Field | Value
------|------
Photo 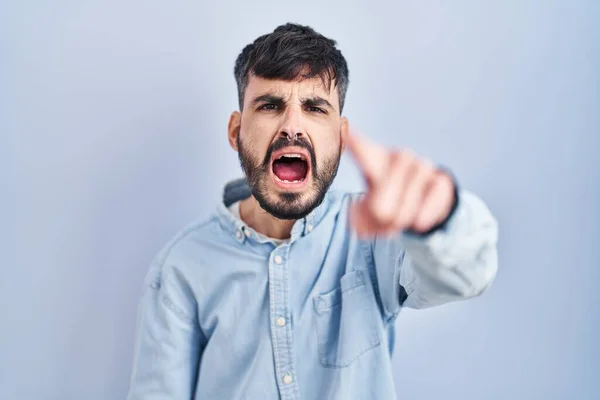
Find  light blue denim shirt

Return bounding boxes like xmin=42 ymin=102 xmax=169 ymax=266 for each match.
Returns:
xmin=127 ymin=179 xmax=498 ymax=400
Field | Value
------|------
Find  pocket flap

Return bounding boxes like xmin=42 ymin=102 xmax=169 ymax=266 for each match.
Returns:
xmin=340 ymin=269 xmax=365 ymax=292
xmin=313 ymin=270 xmax=366 ymax=312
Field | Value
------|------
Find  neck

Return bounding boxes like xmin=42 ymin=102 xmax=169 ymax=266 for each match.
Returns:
xmin=239 ymin=196 xmax=296 ymax=240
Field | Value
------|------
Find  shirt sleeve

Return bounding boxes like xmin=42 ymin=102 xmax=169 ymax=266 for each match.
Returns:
xmin=127 ymin=261 xmax=205 ymax=400
xmin=370 ymin=189 xmax=499 ymax=319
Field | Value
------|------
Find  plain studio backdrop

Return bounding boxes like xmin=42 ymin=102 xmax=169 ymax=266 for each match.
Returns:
xmin=2 ymin=1 xmax=599 ymax=399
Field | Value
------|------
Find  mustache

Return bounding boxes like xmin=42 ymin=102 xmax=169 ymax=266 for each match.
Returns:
xmin=262 ymin=136 xmax=317 ymax=170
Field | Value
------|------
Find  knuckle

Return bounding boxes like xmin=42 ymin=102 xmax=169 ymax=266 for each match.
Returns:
xmin=392 ymin=149 xmax=416 ymax=167
xmin=398 ymin=148 xmax=417 ymax=161
xmin=419 ymin=160 xmax=437 ymax=178
xmin=432 ymin=174 xmax=453 ymax=193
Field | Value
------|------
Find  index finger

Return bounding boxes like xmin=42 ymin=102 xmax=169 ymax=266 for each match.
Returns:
xmin=346 ymin=131 xmax=389 ymax=182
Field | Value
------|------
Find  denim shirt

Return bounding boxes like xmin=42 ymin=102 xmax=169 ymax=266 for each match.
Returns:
xmin=127 ymin=179 xmax=498 ymax=400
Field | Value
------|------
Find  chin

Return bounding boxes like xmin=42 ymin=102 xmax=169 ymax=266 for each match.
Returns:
xmin=257 ymin=182 xmax=321 ymax=221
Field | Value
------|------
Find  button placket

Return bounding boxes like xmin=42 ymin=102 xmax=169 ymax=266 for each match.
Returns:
xmin=268 ymin=248 xmax=299 ymax=399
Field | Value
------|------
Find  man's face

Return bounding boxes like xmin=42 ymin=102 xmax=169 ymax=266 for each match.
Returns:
xmin=230 ymin=75 xmax=347 ymax=220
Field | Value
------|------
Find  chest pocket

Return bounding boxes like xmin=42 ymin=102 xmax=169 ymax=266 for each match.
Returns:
xmin=313 ymin=269 xmax=381 ymax=368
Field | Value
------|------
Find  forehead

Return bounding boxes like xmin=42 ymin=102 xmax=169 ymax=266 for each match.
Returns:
xmin=244 ymin=75 xmax=339 ymax=104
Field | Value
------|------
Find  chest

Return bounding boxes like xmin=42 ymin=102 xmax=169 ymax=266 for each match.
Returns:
xmin=196 ymin=223 xmax=375 ymax=333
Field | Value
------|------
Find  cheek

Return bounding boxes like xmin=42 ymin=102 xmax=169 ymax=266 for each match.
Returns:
xmin=312 ymin=126 xmax=342 ymax=160
xmin=240 ymin=118 xmax=276 ymax=151
xmin=243 ymin=113 xmax=272 ymax=131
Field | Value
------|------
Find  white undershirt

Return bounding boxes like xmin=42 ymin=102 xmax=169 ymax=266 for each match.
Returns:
xmin=228 ymin=201 xmax=288 ymax=245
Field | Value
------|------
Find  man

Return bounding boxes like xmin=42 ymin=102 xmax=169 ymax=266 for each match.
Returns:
xmin=127 ymin=23 xmax=498 ymax=400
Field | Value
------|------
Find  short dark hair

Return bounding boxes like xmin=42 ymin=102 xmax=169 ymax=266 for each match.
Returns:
xmin=234 ymin=23 xmax=350 ymax=113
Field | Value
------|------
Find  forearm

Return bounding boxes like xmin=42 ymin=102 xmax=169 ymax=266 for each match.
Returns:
xmin=399 ymin=189 xmax=499 ymax=308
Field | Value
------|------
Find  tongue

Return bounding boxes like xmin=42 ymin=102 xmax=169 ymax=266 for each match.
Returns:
xmin=273 ymin=159 xmax=307 ymax=182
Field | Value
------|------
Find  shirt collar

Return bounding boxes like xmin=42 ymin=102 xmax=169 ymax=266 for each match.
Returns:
xmin=216 ymin=177 xmax=331 ymax=244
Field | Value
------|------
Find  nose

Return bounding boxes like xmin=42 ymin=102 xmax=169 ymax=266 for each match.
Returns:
xmin=278 ymin=106 xmax=306 ymax=142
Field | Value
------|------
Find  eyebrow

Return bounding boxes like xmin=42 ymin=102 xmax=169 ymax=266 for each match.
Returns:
xmin=250 ymin=93 xmax=334 ymax=111
xmin=250 ymin=94 xmax=286 ymax=106
xmin=303 ymin=96 xmax=334 ymax=111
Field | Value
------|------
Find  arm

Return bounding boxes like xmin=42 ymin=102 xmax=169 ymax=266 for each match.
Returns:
xmin=346 ymin=132 xmax=498 ymax=318
xmin=371 ymin=189 xmax=498 ymax=317
xmin=127 ymin=261 xmax=204 ymax=400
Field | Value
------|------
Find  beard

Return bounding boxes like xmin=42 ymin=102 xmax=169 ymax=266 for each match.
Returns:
xmin=237 ymin=134 xmax=341 ymax=220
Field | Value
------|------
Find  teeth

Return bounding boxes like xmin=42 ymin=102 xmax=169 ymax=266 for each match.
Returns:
xmin=278 ymin=153 xmax=303 ymax=159
xmin=274 ymin=175 xmax=305 ymax=184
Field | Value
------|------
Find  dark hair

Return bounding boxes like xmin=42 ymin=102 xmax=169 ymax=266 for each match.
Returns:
xmin=234 ymin=23 xmax=350 ymax=113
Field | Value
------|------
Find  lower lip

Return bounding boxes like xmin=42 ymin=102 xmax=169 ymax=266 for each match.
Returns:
xmin=270 ymin=166 xmax=311 ymax=191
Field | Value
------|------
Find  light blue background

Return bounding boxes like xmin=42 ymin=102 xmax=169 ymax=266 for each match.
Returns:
xmin=2 ymin=1 xmax=599 ymax=399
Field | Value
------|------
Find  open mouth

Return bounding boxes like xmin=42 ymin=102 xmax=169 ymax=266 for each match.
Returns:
xmin=272 ymin=152 xmax=310 ymax=184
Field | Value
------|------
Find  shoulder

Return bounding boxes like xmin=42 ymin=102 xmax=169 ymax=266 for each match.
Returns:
xmin=144 ymin=212 xmax=224 ymax=287
xmin=326 ymin=188 xmax=366 ymax=213
xmin=325 ymin=187 xmax=364 ymax=203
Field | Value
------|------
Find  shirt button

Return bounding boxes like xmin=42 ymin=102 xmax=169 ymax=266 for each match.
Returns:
xmin=236 ymin=231 xmax=243 ymax=240
xmin=274 ymin=255 xmax=283 ymax=264
xmin=244 ymin=229 xmax=251 ymax=238
xmin=306 ymin=224 xmax=313 ymax=233
xmin=282 ymin=374 xmax=293 ymax=385
xmin=276 ymin=317 xmax=286 ymax=327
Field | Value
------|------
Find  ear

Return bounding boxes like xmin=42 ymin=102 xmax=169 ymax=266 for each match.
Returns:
xmin=340 ymin=117 xmax=349 ymax=153
xmin=228 ymin=111 xmax=242 ymax=151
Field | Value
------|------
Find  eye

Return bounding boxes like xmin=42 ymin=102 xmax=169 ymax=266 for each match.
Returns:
xmin=258 ymin=103 xmax=279 ymax=111
xmin=308 ymin=106 xmax=326 ymax=114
